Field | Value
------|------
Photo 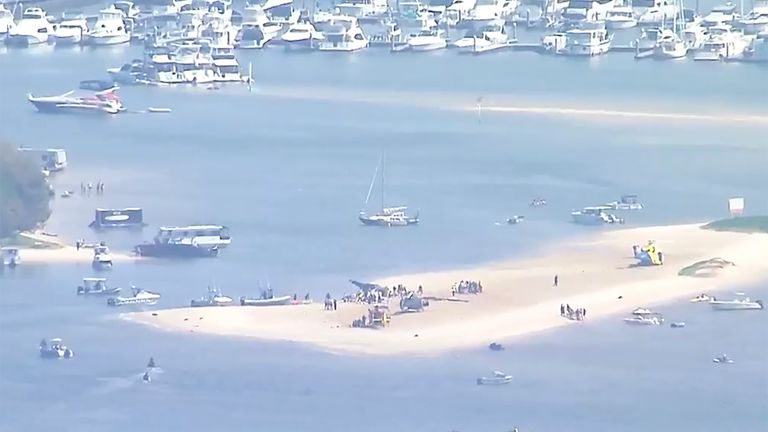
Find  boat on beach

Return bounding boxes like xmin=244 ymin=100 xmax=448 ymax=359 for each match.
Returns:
xmin=77 ymin=277 xmax=121 ymax=295
xmin=476 ymin=370 xmax=513 ymax=385
xmin=107 ymin=286 xmax=161 ymax=306
xmin=39 ymin=338 xmax=74 ymax=359
xmin=240 ymin=294 xmax=292 ymax=306
xmin=190 ymin=287 xmax=233 ymax=307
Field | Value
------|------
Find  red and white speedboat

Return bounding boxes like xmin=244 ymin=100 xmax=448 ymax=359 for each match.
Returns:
xmin=28 ymin=82 xmax=124 ymax=114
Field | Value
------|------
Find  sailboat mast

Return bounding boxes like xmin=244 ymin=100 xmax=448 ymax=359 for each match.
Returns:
xmin=380 ymin=153 xmax=385 ymax=212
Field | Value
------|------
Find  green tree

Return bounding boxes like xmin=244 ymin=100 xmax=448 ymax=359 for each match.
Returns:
xmin=0 ymin=141 xmax=52 ymax=237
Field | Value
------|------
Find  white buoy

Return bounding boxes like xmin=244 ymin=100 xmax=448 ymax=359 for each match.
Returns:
xmin=147 ymin=107 xmax=171 ymax=113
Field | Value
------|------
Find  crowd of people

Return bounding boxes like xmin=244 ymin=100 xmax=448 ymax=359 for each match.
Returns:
xmin=80 ymin=180 xmax=106 ymax=195
xmin=451 ymin=280 xmax=483 ymax=296
xmin=560 ymin=304 xmax=587 ymax=321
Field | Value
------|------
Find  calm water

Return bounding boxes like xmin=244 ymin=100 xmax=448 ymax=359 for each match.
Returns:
xmin=1 ymin=28 xmax=767 ymax=432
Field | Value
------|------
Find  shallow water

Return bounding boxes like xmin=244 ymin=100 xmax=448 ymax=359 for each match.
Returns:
xmin=1 ymin=30 xmax=767 ymax=432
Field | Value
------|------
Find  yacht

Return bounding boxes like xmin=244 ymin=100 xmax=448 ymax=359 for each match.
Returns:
xmin=281 ymin=21 xmax=324 ymax=50
xmin=39 ymin=338 xmax=74 ymax=359
xmin=107 ymin=59 xmax=147 ymax=84
xmin=92 ymin=244 xmax=114 ymax=270
xmin=54 ymin=12 xmax=89 ymax=45
xmin=681 ymin=25 xmax=708 ymax=49
xmin=210 ymin=45 xmax=243 ymax=82
xmin=453 ymin=19 xmax=509 ymax=53
xmin=6 ymin=7 xmax=53 ymax=46
xmin=690 ymin=293 xmax=712 ymax=303
xmin=200 ymin=14 xmax=239 ymax=46
xmin=742 ymin=31 xmax=768 ymax=61
xmin=85 ymin=5 xmax=130 ymax=45
xmin=709 ymin=297 xmax=763 ymax=310
xmin=693 ymin=26 xmax=749 ymax=60
xmin=635 ymin=27 xmax=669 ymax=52
xmin=653 ymin=30 xmax=688 ymax=58
xmin=336 ymin=0 xmax=389 ymax=18
xmin=77 ymin=277 xmax=121 ymax=295
xmin=542 ymin=32 xmax=568 ymax=52
xmin=0 ymin=4 xmax=15 ymax=36
xmin=702 ymin=2 xmax=739 ymax=28
xmin=562 ymin=0 xmax=616 ymax=24
xmin=635 ymin=0 xmax=677 ymax=26
xmin=464 ymin=0 xmax=518 ymax=26
xmin=605 ymin=6 xmax=638 ymax=29
xmin=190 ymin=287 xmax=233 ymax=307
xmin=134 ymin=225 xmax=231 ymax=258
xmin=317 ymin=16 xmax=369 ymax=52
xmin=155 ymin=43 xmax=217 ymax=84
xmin=107 ymin=287 xmax=161 ymax=306
xmin=238 ymin=5 xmax=282 ymax=49
xmin=604 ymin=194 xmax=643 ymax=210
xmin=407 ymin=27 xmax=448 ymax=51
xmin=558 ymin=27 xmax=612 ymax=56
xmin=739 ymin=1 xmax=768 ymax=34
xmin=359 ymin=154 xmax=419 ymax=227
xmin=443 ymin=0 xmax=477 ymax=26
xmin=571 ymin=206 xmax=624 ymax=224
xmin=28 ymin=84 xmax=123 ymax=114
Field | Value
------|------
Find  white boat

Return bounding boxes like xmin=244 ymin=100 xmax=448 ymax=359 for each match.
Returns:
xmin=476 ymin=370 xmax=513 ymax=385
xmin=562 ymin=0 xmax=616 ymax=23
xmin=210 ymin=45 xmax=243 ymax=82
xmin=77 ymin=277 xmax=122 ymax=295
xmin=134 ymin=224 xmax=231 ymax=257
xmin=336 ymin=0 xmax=389 ymax=18
xmin=604 ymin=194 xmax=643 ymax=210
xmin=238 ymin=4 xmax=281 ymax=49
xmin=606 ymin=6 xmax=638 ymax=29
xmin=93 ymin=244 xmax=114 ymax=269
xmin=151 ymin=43 xmax=217 ymax=84
xmin=632 ymin=307 xmax=654 ymax=315
xmin=464 ymin=0 xmax=518 ymax=26
xmin=359 ymin=154 xmax=419 ymax=227
xmin=681 ymin=25 xmax=708 ymax=49
xmin=571 ymin=206 xmax=624 ymax=225
xmin=107 ymin=59 xmax=146 ymax=85
xmin=453 ymin=19 xmax=509 ymax=53
xmin=742 ymin=31 xmax=768 ymax=61
xmin=148 ymin=0 xmax=192 ymax=16
xmin=0 ymin=4 xmax=14 ymax=36
xmin=542 ymin=32 xmax=568 ymax=53
xmin=317 ymin=16 xmax=369 ymax=52
xmin=690 ymin=293 xmax=712 ymax=303
xmin=190 ymin=287 xmax=233 ymax=307
xmin=558 ymin=28 xmax=612 ymax=56
xmin=443 ymin=0 xmax=477 ymax=26
xmin=635 ymin=27 xmax=670 ymax=52
xmin=54 ymin=12 xmax=88 ymax=45
xmin=693 ymin=26 xmax=750 ymax=60
xmin=113 ymin=1 xmax=141 ymax=19
xmin=739 ymin=1 xmax=768 ymax=34
xmin=39 ymin=338 xmax=74 ymax=359
xmin=623 ymin=315 xmax=662 ymax=325
xmin=107 ymin=287 xmax=161 ymax=306
xmin=702 ymin=3 xmax=739 ymax=28
xmin=506 ymin=215 xmax=525 ymax=224
xmin=85 ymin=5 xmax=130 ymax=45
xmin=281 ymin=21 xmax=324 ymax=50
xmin=6 ymin=8 xmax=53 ymax=46
xmin=636 ymin=0 xmax=678 ymax=26
xmin=200 ymin=15 xmax=239 ymax=46
xmin=407 ymin=27 xmax=448 ymax=51
xmin=709 ymin=297 xmax=763 ymax=310
xmin=240 ymin=294 xmax=293 ymax=306
xmin=653 ymin=31 xmax=688 ymax=58
xmin=28 ymin=84 xmax=124 ymax=114
xmin=712 ymin=355 xmax=734 ymax=364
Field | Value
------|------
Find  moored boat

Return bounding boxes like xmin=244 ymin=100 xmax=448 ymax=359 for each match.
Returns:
xmin=709 ymin=297 xmax=763 ymax=310
xmin=77 ymin=277 xmax=121 ymax=295
xmin=107 ymin=286 xmax=161 ymax=306
xmin=92 ymin=244 xmax=114 ymax=270
xmin=240 ymin=291 xmax=292 ymax=306
xmin=571 ymin=206 xmax=624 ymax=225
xmin=712 ymin=354 xmax=733 ymax=363
xmin=476 ymin=370 xmax=513 ymax=385
xmin=28 ymin=84 xmax=124 ymax=115
xmin=134 ymin=225 xmax=230 ymax=258
xmin=191 ymin=287 xmax=233 ymax=307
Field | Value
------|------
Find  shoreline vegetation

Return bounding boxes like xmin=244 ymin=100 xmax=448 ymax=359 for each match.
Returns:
xmin=702 ymin=216 xmax=768 ymax=234
xmin=123 ymin=223 xmax=768 ymax=357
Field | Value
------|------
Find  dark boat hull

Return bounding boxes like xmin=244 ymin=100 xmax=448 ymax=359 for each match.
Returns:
xmin=134 ymin=243 xmax=219 ymax=258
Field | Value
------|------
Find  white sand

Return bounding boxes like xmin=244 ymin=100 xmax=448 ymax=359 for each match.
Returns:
xmin=12 ymin=232 xmax=136 ymax=264
xmin=123 ymin=224 xmax=768 ymax=356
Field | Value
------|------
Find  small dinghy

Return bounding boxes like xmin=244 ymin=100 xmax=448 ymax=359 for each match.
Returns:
xmin=506 ymin=216 xmax=525 ymax=225
xmin=670 ymin=322 xmax=686 ymax=328
xmin=712 ymin=355 xmax=733 ymax=364
xmin=147 ymin=107 xmax=171 ymax=113
xmin=476 ymin=370 xmax=513 ymax=385
xmin=488 ymin=342 xmax=505 ymax=351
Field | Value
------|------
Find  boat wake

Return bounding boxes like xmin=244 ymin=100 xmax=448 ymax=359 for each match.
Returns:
xmin=92 ymin=369 xmax=164 ymax=394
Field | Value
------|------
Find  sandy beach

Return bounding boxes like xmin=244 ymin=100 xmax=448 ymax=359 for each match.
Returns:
xmin=124 ymin=224 xmax=768 ymax=356
xmin=8 ymin=232 xmax=136 ymax=264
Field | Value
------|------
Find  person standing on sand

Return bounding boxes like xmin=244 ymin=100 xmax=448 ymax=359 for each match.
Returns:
xmin=333 ymin=299 xmax=337 ymax=311
xmin=553 ymin=275 xmax=559 ymax=287
xmin=560 ymin=304 xmax=565 ymax=316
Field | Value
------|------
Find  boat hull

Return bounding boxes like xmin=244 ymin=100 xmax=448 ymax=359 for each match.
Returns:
xmin=5 ymin=34 xmax=49 ymax=46
xmin=359 ymin=216 xmax=419 ymax=227
xmin=708 ymin=301 xmax=763 ymax=310
xmin=240 ymin=295 xmax=292 ymax=306
xmin=134 ymin=243 xmax=219 ymax=258
xmin=29 ymin=99 xmax=120 ymax=114
xmin=605 ymin=19 xmax=637 ymax=30
xmin=86 ymin=34 xmax=130 ymax=46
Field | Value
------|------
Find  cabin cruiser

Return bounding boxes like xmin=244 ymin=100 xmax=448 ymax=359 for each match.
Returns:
xmin=558 ymin=27 xmax=612 ymax=56
xmin=709 ymin=297 xmax=763 ymax=310
xmin=635 ymin=27 xmax=671 ymax=52
xmin=562 ymin=0 xmax=616 ymax=24
xmin=210 ymin=44 xmax=243 ymax=82
xmin=53 ymin=11 xmax=88 ymax=45
xmin=92 ymin=244 xmax=114 ymax=270
xmin=542 ymin=32 xmax=567 ymax=52
xmin=238 ymin=21 xmax=282 ymax=48
xmin=693 ymin=26 xmax=749 ymax=60
xmin=107 ymin=59 xmax=147 ymax=84
xmin=6 ymin=7 xmax=53 ymax=46
xmin=742 ymin=31 xmax=768 ymax=61
xmin=653 ymin=31 xmax=688 ymax=58
xmin=443 ymin=0 xmax=477 ymax=26
xmin=153 ymin=43 xmax=217 ymax=84
xmin=84 ymin=5 xmax=130 ymax=45
xmin=200 ymin=14 xmax=239 ymax=46
xmin=190 ymin=287 xmax=233 ymax=307
xmin=336 ymin=0 xmax=389 ymax=18
xmin=571 ymin=206 xmax=624 ymax=225
xmin=739 ymin=2 xmax=768 ymax=34
xmin=476 ymin=371 xmax=513 ymax=385
xmin=604 ymin=194 xmax=643 ymax=210
xmin=690 ymin=293 xmax=712 ymax=303
xmin=361 ymin=18 xmax=403 ymax=47
xmin=464 ymin=0 xmax=518 ymax=27
xmin=39 ymin=338 xmax=74 ymax=359
xmin=681 ymin=25 xmax=708 ymax=49
xmin=605 ymin=6 xmax=638 ymax=29
xmin=407 ymin=27 xmax=448 ymax=51
xmin=134 ymin=225 xmax=231 ymax=258
xmin=281 ymin=21 xmax=324 ymax=50
xmin=113 ymin=1 xmax=141 ymax=19
xmin=107 ymin=286 xmax=161 ymax=306
xmin=702 ymin=2 xmax=739 ymax=28
xmin=398 ymin=2 xmax=439 ymax=36
xmin=712 ymin=354 xmax=733 ymax=364
xmin=453 ymin=19 xmax=509 ymax=53
xmin=317 ymin=16 xmax=369 ymax=52
xmin=506 ymin=215 xmax=524 ymax=224
xmin=0 ymin=4 xmax=14 ymax=36
xmin=28 ymin=84 xmax=123 ymax=114
xmin=635 ymin=0 xmax=677 ymax=26
xmin=77 ymin=277 xmax=121 ymax=295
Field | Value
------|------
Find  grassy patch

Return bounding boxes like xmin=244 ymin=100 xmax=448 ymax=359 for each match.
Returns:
xmin=702 ymin=216 xmax=768 ymax=234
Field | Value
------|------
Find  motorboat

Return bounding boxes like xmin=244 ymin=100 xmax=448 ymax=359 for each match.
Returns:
xmin=530 ymin=198 xmax=547 ymax=207
xmin=690 ymin=293 xmax=712 ymax=303
xmin=39 ymin=338 xmax=74 ymax=359
xmin=107 ymin=286 xmax=161 ymax=306
xmin=84 ymin=5 xmax=131 ymax=45
xmin=107 ymin=59 xmax=146 ymax=85
xmin=739 ymin=2 xmax=768 ymax=34
xmin=336 ymin=0 xmax=389 ymax=18
xmin=210 ymin=45 xmax=244 ymax=82
xmin=637 ymin=3 xmax=678 ymax=27
xmin=506 ymin=215 xmax=524 ymax=224
xmin=0 ymin=4 xmax=14 ymax=36
xmin=134 ymin=225 xmax=230 ymax=258
xmin=605 ymin=6 xmax=638 ymax=29
xmin=1 ymin=248 xmax=20 ymax=267
xmin=443 ymin=0 xmax=477 ymax=27
xmin=143 ymin=371 xmax=152 ymax=382
xmin=240 ymin=294 xmax=293 ymax=306
xmin=77 ymin=277 xmax=121 ymax=295
xmin=317 ymin=16 xmax=369 ymax=52
xmin=712 ymin=354 xmax=734 ymax=364
xmin=148 ymin=0 xmax=192 ymax=16
xmin=635 ymin=27 xmax=670 ymax=52
xmin=92 ymin=244 xmax=114 ymax=269
xmin=407 ymin=27 xmax=448 ymax=51
xmin=238 ymin=21 xmax=282 ymax=48
xmin=362 ymin=18 xmax=403 ymax=47
xmin=653 ymin=31 xmax=688 ymax=59
xmin=742 ymin=31 xmax=768 ymax=61
xmin=558 ymin=27 xmax=612 ymax=56
xmin=561 ymin=0 xmax=616 ymax=24
xmin=190 ymin=287 xmax=234 ymax=307
xmin=708 ymin=297 xmax=763 ymax=310
xmin=571 ymin=206 xmax=624 ymax=225
xmin=702 ymin=2 xmax=739 ymax=28
xmin=693 ymin=26 xmax=750 ymax=60
xmin=54 ymin=11 xmax=88 ymax=45
xmin=453 ymin=19 xmax=509 ymax=53
xmin=632 ymin=307 xmax=654 ymax=315
xmin=5 ymin=8 xmax=54 ymax=46
xmin=398 ymin=2 xmax=439 ymax=37
xmin=359 ymin=155 xmax=419 ymax=227
xmin=281 ymin=21 xmax=324 ymax=50
xmin=670 ymin=322 xmax=686 ymax=328
xmin=154 ymin=43 xmax=217 ymax=84
xmin=681 ymin=25 xmax=708 ymax=50
xmin=623 ymin=315 xmax=662 ymax=325
xmin=476 ymin=370 xmax=513 ymax=385
xmin=464 ymin=0 xmax=518 ymax=27
xmin=28 ymin=83 xmax=123 ymax=114
xmin=604 ymin=194 xmax=643 ymax=210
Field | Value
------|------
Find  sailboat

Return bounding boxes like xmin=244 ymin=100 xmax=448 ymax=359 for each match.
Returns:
xmin=358 ymin=154 xmax=419 ymax=227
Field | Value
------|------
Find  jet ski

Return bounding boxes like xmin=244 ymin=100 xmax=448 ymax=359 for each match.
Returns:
xmin=142 ymin=371 xmax=151 ymax=383
xmin=713 ymin=355 xmax=733 ymax=364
